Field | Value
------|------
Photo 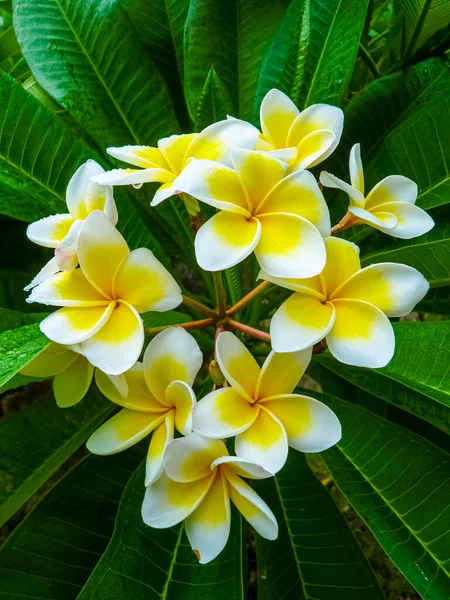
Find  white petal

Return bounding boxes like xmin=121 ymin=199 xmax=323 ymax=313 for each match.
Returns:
xmin=113 ymin=247 xmax=182 ymax=313
xmin=87 ymin=408 xmax=166 ymax=455
xmin=255 ymin=213 xmax=326 ymax=278
xmin=212 ymin=456 xmax=272 ymax=479
xmin=195 ymin=212 xmax=261 ymax=271
xmin=91 ymin=168 xmax=172 ymax=186
xmin=256 ymin=347 xmax=312 ymax=399
xmin=371 ymin=202 xmax=435 ymax=239
xmin=270 ymin=293 xmax=335 ymax=353
xmin=260 ymin=89 xmax=299 ymax=148
xmin=225 ymin=469 xmax=278 ymax=540
xmin=216 ymin=331 xmax=261 ymax=401
xmin=54 ymin=220 xmax=83 ymax=271
xmin=27 ymin=214 xmax=74 ymax=248
xmin=173 ymin=159 xmax=250 ymax=216
xmin=332 ymin=262 xmax=430 ymax=317
xmin=78 ymin=211 xmax=129 ymax=298
xmin=262 ymin=394 xmax=341 ymax=453
xmin=143 ymin=327 xmax=203 ymax=403
xmin=194 ymin=387 xmax=258 ymax=439
xmin=187 ymin=118 xmax=260 ymax=166
xmin=349 ymin=143 xmax=364 ymax=194
xmin=287 ymin=103 xmax=344 ymax=165
xmin=80 ymin=301 xmax=144 ymax=375
xmin=185 ymin=470 xmax=231 ymax=564
xmin=163 ymin=433 xmax=227 ymax=483
xmin=145 ymin=411 xmax=174 ymax=486
xmin=165 ymin=380 xmax=196 ymax=436
xmin=319 ymin=171 xmax=365 ymax=207
xmin=257 ymin=169 xmax=331 ymax=236
xmin=327 ymin=299 xmax=395 ymax=368
xmin=235 ymin=408 xmax=288 ymax=474
xmin=24 ymin=257 xmax=60 ymax=291
xmin=365 ymin=175 xmax=418 ymax=209
xmin=142 ymin=471 xmax=214 ymax=529
xmin=40 ymin=303 xmax=115 ymax=345
xmin=348 ymin=206 xmax=398 ymax=229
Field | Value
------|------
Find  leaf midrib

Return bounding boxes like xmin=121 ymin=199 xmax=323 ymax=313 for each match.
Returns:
xmin=51 ymin=0 xmax=140 ymax=144
xmin=303 ymin=0 xmax=345 ymax=107
xmin=273 ymin=475 xmax=312 ymax=600
xmin=335 ymin=442 xmax=450 ymax=578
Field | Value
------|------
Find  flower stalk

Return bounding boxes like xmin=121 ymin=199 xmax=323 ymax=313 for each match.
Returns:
xmin=227 ymin=281 xmax=271 ymax=316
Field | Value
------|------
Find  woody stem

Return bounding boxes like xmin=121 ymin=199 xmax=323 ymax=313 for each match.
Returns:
xmin=227 ymin=281 xmax=271 ymax=317
xmin=182 ymin=295 xmax=217 ymax=318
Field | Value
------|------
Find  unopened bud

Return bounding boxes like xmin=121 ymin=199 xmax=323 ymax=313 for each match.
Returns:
xmin=209 ymin=360 xmax=224 ymax=386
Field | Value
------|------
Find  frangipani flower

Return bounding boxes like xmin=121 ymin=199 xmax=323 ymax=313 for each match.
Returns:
xmin=91 ymin=119 xmax=259 ymax=206
xmin=194 ymin=332 xmax=341 ymax=474
xmin=255 ymin=89 xmax=343 ymax=171
xmin=27 ymin=211 xmax=182 ymax=375
xmin=20 ymin=342 xmax=94 ymax=407
xmin=320 ymin=144 xmax=434 ymax=238
xmin=87 ymin=328 xmax=202 ymax=486
xmin=262 ymin=237 xmax=429 ymax=367
xmin=142 ymin=433 xmax=277 ymax=564
xmin=174 ymin=148 xmax=330 ymax=277
xmin=25 ymin=160 xmax=117 ymax=290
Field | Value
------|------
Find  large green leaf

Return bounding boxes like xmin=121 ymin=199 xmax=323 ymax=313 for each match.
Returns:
xmin=253 ymin=452 xmax=384 ymax=600
xmin=315 ymin=320 xmax=450 ymax=436
xmin=13 ymin=0 xmax=180 ymax=149
xmin=418 ymin=286 xmax=450 ymax=313
xmin=78 ymin=462 xmax=245 ymax=599
xmin=0 ymin=71 xmax=90 ymax=221
xmin=184 ymin=0 xmax=285 ymax=122
xmin=0 ymin=388 xmax=113 ymax=527
xmin=319 ymin=392 xmax=450 ymax=599
xmin=0 ymin=71 xmax=169 ymax=265
xmin=0 ymin=308 xmax=44 ymax=334
xmin=194 ymin=67 xmax=235 ymax=130
xmin=0 ymin=323 xmax=49 ymax=388
xmin=254 ymin=0 xmax=369 ymax=116
xmin=118 ymin=0 xmax=190 ymax=128
xmin=0 ymin=445 xmax=144 ymax=599
xmin=400 ymin=0 xmax=450 ymax=58
xmin=323 ymin=322 xmax=450 ymax=409
xmin=361 ymin=211 xmax=450 ymax=287
xmin=326 ymin=57 xmax=450 ymax=226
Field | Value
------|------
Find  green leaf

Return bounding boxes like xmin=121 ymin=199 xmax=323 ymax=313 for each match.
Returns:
xmin=0 ymin=73 xmax=169 ymax=266
xmin=325 ymin=57 xmax=450 ymax=225
xmin=315 ymin=320 xmax=450 ymax=436
xmin=194 ymin=67 xmax=235 ymax=130
xmin=253 ymin=452 xmax=385 ymax=600
xmin=0 ymin=446 xmax=144 ymax=599
xmin=418 ymin=286 xmax=450 ymax=313
xmin=0 ymin=71 xmax=89 ymax=221
xmin=400 ymin=0 xmax=450 ymax=59
xmin=78 ymin=462 xmax=245 ymax=599
xmin=0 ymin=388 xmax=113 ymax=527
xmin=118 ymin=0 xmax=190 ymax=128
xmin=184 ymin=0 xmax=285 ymax=122
xmin=0 ymin=307 xmax=45 ymax=333
xmin=0 ymin=323 xmax=49 ymax=388
xmin=328 ymin=321 xmax=450 ymax=408
xmin=255 ymin=0 xmax=369 ymax=115
xmin=361 ymin=211 xmax=450 ymax=287
xmin=319 ymin=392 xmax=450 ymax=599
xmin=13 ymin=0 xmax=180 ymax=149
xmin=142 ymin=310 xmax=191 ymax=327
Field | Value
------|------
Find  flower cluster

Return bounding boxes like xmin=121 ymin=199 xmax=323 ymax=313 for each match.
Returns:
xmin=22 ymin=89 xmax=432 ymax=564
